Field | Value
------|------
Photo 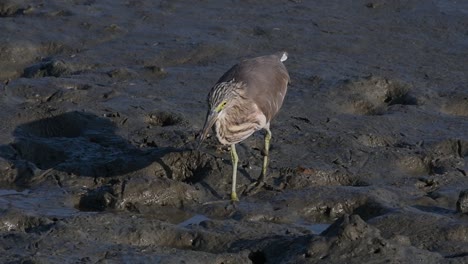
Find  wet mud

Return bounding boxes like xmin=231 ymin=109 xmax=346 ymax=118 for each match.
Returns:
xmin=0 ymin=0 xmax=467 ymax=263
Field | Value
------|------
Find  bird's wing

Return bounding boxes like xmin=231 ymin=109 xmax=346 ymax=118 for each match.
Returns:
xmin=238 ymin=55 xmax=289 ymax=121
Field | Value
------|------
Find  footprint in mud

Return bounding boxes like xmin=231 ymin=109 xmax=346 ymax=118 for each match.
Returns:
xmin=141 ymin=111 xmax=195 ymax=148
xmin=331 ymin=75 xmax=416 ymax=115
xmin=145 ymin=111 xmax=185 ymax=127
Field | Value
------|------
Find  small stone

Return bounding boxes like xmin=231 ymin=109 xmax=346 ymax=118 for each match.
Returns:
xmin=456 ymin=190 xmax=468 ymax=213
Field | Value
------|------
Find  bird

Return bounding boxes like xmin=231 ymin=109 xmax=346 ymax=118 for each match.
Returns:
xmin=198 ymin=52 xmax=290 ymax=201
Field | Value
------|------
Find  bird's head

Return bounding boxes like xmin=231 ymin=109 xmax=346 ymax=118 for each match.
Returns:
xmin=198 ymin=79 xmax=241 ymax=148
xmin=198 ymin=98 xmax=229 ymax=148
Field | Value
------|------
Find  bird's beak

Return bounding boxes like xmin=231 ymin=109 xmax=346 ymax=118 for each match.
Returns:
xmin=198 ymin=110 xmax=218 ymax=149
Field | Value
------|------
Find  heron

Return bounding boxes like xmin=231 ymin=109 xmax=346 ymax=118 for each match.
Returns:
xmin=198 ymin=52 xmax=290 ymax=201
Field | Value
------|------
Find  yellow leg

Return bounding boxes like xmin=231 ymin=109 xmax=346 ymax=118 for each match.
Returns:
xmin=243 ymin=128 xmax=272 ymax=196
xmin=230 ymin=144 xmax=239 ymax=201
xmin=259 ymin=127 xmax=271 ymax=183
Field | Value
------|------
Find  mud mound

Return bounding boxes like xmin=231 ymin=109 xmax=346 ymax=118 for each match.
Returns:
xmin=369 ymin=210 xmax=468 ymax=257
xmin=226 ymin=214 xmax=443 ymax=263
xmin=332 ymin=76 xmax=415 ymax=115
xmin=0 ymin=1 xmax=30 ymax=17
xmin=78 ymin=175 xmax=209 ymax=211
xmin=279 ymin=166 xmax=370 ymax=188
xmin=22 ymin=58 xmax=73 ymax=78
xmin=78 ymin=150 xmax=220 ymax=211
xmin=440 ymin=92 xmax=468 ymax=117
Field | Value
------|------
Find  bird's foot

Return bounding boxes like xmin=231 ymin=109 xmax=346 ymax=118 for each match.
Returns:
xmin=243 ymin=180 xmax=283 ymax=196
xmin=231 ymin=191 xmax=240 ymax=202
xmin=243 ymin=180 xmax=266 ymax=196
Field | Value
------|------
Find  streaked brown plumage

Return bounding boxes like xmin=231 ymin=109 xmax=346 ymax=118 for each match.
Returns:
xmin=199 ymin=52 xmax=289 ymax=201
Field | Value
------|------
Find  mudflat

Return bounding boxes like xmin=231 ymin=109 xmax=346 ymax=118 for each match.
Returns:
xmin=0 ymin=0 xmax=467 ymax=263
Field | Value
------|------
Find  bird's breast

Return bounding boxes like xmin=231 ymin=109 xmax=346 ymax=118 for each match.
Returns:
xmin=215 ymin=103 xmax=266 ymax=145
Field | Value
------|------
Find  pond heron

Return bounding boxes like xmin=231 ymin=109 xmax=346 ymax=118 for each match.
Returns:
xmin=199 ymin=52 xmax=289 ymax=201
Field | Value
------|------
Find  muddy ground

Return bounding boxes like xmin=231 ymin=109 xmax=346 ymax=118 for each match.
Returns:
xmin=0 ymin=0 xmax=468 ymax=263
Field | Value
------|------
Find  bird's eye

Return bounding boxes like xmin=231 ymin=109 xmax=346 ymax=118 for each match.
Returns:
xmin=215 ymin=100 xmax=227 ymax=112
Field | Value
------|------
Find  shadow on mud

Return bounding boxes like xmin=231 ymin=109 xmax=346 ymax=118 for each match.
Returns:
xmin=3 ymin=111 xmax=165 ymax=179
xmin=0 ymin=111 xmax=219 ymax=210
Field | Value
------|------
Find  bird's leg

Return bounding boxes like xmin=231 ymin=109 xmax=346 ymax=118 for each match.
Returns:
xmin=243 ymin=127 xmax=271 ymax=195
xmin=259 ymin=127 xmax=272 ymax=184
xmin=230 ymin=144 xmax=239 ymax=201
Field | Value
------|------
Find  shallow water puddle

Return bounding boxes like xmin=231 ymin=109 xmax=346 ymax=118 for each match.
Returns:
xmin=0 ymin=189 xmax=30 ymax=196
xmin=177 ymin=214 xmax=210 ymax=228
xmin=0 ymin=188 xmax=78 ymax=217
xmin=294 ymin=220 xmax=331 ymax=234
xmin=300 ymin=223 xmax=331 ymax=234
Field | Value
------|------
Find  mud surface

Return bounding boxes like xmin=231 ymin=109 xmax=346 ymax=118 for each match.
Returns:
xmin=1 ymin=0 xmax=468 ymax=263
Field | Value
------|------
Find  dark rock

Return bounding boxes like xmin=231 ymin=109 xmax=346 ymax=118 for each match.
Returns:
xmin=457 ymin=190 xmax=468 ymax=214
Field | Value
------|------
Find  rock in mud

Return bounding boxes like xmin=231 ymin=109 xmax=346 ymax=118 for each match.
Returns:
xmin=457 ymin=190 xmax=468 ymax=214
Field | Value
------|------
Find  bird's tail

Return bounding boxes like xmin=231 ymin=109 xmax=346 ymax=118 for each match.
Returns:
xmin=280 ymin=51 xmax=288 ymax=62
